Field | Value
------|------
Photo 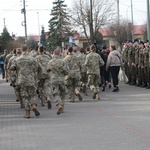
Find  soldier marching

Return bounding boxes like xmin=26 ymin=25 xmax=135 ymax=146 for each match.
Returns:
xmin=1 ymin=39 xmax=149 ymax=118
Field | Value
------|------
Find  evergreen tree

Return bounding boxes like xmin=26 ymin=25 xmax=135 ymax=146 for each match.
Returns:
xmin=0 ymin=27 xmax=12 ymax=51
xmin=40 ymin=26 xmax=47 ymax=47
xmin=48 ymin=0 xmax=70 ymax=50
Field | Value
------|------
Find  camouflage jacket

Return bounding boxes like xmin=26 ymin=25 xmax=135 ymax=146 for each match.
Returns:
xmin=85 ymin=51 xmax=104 ymax=76
xmin=134 ymin=46 xmax=139 ymax=65
xmin=63 ymin=53 xmax=80 ymax=78
xmin=30 ymin=50 xmax=38 ymax=58
xmin=122 ymin=46 xmax=128 ymax=63
xmin=47 ymin=55 xmax=68 ymax=85
xmin=138 ymin=48 xmax=144 ymax=67
xmin=4 ymin=53 xmax=13 ymax=66
xmin=143 ymin=48 xmax=149 ymax=67
xmin=11 ymin=53 xmax=40 ymax=86
xmin=35 ymin=53 xmax=51 ymax=79
xmin=8 ymin=55 xmax=17 ymax=83
xmin=128 ymin=46 xmax=135 ymax=64
xmin=78 ymin=53 xmax=86 ymax=73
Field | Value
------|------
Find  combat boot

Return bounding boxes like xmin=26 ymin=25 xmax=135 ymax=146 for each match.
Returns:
xmin=140 ymin=82 xmax=147 ymax=88
xmin=47 ymin=100 xmax=52 ymax=109
xmin=20 ymin=100 xmax=25 ymax=109
xmin=92 ymin=88 xmax=98 ymax=99
xmin=129 ymin=81 xmax=136 ymax=85
xmin=96 ymin=93 xmax=100 ymax=100
xmin=143 ymin=82 xmax=148 ymax=88
xmin=76 ymin=93 xmax=83 ymax=101
xmin=146 ymin=83 xmax=150 ymax=89
xmin=102 ymin=84 xmax=105 ymax=91
xmin=31 ymin=103 xmax=40 ymax=116
xmin=70 ymin=93 xmax=75 ymax=103
xmin=56 ymin=104 xmax=63 ymax=115
xmin=136 ymin=81 xmax=142 ymax=87
xmin=82 ymin=83 xmax=86 ymax=93
xmin=60 ymin=106 xmax=64 ymax=113
xmin=40 ymin=100 xmax=45 ymax=106
xmin=25 ymin=110 xmax=30 ymax=119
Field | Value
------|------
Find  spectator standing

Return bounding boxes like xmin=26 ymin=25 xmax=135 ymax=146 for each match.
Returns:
xmin=106 ymin=45 xmax=123 ymax=92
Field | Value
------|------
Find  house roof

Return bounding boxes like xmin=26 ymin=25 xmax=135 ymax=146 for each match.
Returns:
xmin=100 ymin=24 xmax=146 ymax=37
xmin=30 ymin=35 xmax=40 ymax=42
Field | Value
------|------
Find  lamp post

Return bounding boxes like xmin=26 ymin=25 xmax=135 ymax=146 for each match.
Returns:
xmin=147 ymin=0 xmax=150 ymax=41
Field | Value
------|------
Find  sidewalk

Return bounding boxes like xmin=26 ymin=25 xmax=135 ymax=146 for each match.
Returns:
xmin=0 ymin=78 xmax=150 ymax=150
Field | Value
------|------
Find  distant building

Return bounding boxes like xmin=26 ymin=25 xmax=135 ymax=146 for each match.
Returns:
xmin=30 ymin=24 xmax=147 ymax=48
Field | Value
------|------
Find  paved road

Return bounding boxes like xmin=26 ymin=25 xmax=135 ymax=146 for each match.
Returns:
xmin=0 ymin=79 xmax=150 ymax=150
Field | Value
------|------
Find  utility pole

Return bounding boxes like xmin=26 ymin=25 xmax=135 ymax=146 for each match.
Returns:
xmin=147 ymin=0 xmax=150 ymax=41
xmin=131 ymin=0 xmax=134 ymax=41
xmin=21 ymin=0 xmax=27 ymax=44
xmin=90 ymin=0 xmax=94 ymax=44
xmin=117 ymin=0 xmax=119 ymax=27
xmin=3 ymin=18 xmax=6 ymax=28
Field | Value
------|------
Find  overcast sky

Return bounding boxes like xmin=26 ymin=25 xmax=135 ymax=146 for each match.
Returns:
xmin=0 ymin=0 xmax=147 ymax=37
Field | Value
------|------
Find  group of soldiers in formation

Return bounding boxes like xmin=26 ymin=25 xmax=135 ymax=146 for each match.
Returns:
xmin=2 ymin=44 xmax=105 ymax=118
xmin=122 ymin=40 xmax=150 ymax=89
xmin=2 ymin=39 xmax=149 ymax=119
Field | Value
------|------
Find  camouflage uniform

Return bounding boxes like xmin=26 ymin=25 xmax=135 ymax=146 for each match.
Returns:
xmin=127 ymin=45 xmax=136 ymax=84
xmin=134 ymin=45 xmax=140 ymax=85
xmin=78 ymin=52 xmax=87 ymax=95
xmin=30 ymin=50 xmax=38 ymax=58
xmin=4 ymin=53 xmax=13 ymax=81
xmin=35 ymin=53 xmax=52 ymax=108
xmin=11 ymin=52 xmax=40 ymax=117
xmin=143 ymin=47 xmax=149 ymax=87
xmin=47 ymin=55 xmax=68 ymax=114
xmin=138 ymin=47 xmax=144 ymax=86
xmin=122 ymin=45 xmax=129 ymax=82
xmin=85 ymin=51 xmax=104 ymax=100
xmin=7 ymin=55 xmax=21 ymax=103
xmin=64 ymin=53 xmax=82 ymax=102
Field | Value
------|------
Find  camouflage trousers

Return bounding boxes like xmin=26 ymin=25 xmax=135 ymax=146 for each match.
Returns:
xmin=138 ymin=67 xmax=146 ymax=82
xmin=52 ymin=83 xmax=66 ymax=106
xmin=132 ymin=66 xmax=136 ymax=83
xmin=20 ymin=86 xmax=37 ymax=111
xmin=80 ymin=72 xmax=88 ymax=91
xmin=124 ymin=63 xmax=129 ymax=80
xmin=14 ymin=85 xmax=22 ymax=101
xmin=144 ymin=67 xmax=149 ymax=83
xmin=37 ymin=78 xmax=52 ymax=101
xmin=65 ymin=76 xmax=80 ymax=96
xmin=87 ymin=73 xmax=100 ymax=92
xmin=4 ymin=65 xmax=9 ymax=81
xmin=80 ymin=72 xmax=88 ymax=84
xmin=128 ymin=65 xmax=136 ymax=82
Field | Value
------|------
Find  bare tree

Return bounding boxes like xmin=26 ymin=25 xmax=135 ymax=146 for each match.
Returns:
xmin=70 ymin=0 xmax=115 ymax=44
xmin=140 ymin=23 xmax=147 ymax=41
xmin=106 ymin=19 xmax=132 ymax=49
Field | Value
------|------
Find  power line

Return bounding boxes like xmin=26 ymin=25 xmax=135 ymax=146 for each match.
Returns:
xmin=120 ymin=2 xmax=147 ymax=14
xmin=1 ymin=9 xmax=51 ymax=11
